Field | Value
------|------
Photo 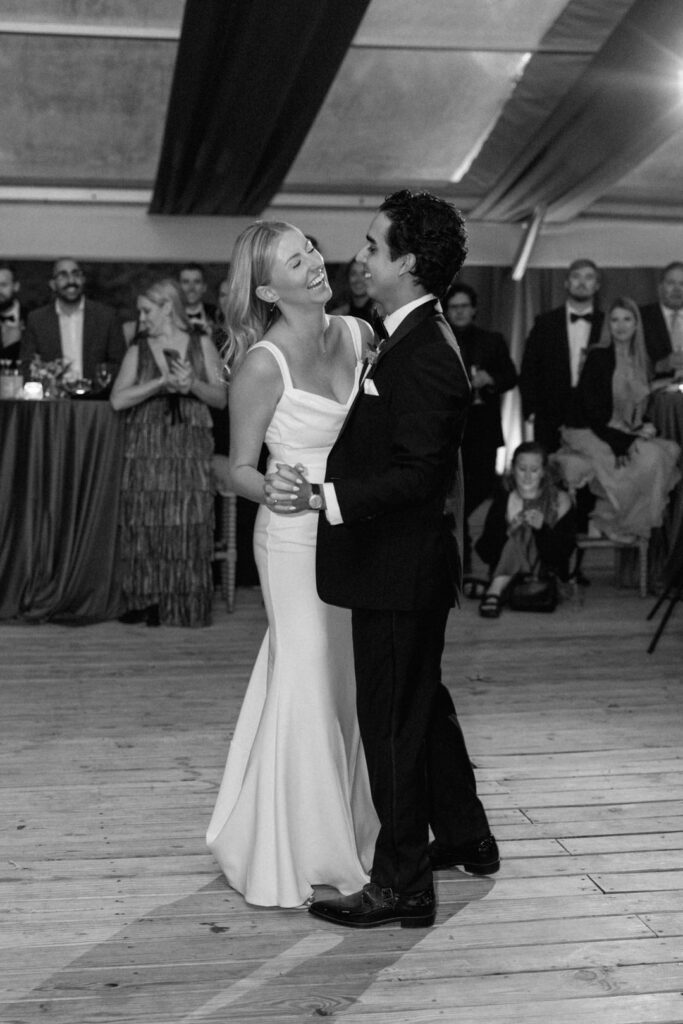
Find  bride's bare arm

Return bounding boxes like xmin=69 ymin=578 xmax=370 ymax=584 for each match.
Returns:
xmin=228 ymin=349 xmax=282 ymax=504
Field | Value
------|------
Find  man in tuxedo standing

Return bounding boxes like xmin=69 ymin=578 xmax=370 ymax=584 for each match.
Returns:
xmin=640 ymin=261 xmax=683 ymax=380
xmin=269 ymin=190 xmax=498 ymax=928
xmin=520 ymin=258 xmax=604 ymax=455
xmin=178 ymin=263 xmax=218 ymax=333
xmin=20 ymin=257 xmax=125 ymax=386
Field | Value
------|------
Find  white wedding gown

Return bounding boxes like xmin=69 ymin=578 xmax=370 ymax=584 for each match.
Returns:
xmin=206 ymin=318 xmax=379 ymax=908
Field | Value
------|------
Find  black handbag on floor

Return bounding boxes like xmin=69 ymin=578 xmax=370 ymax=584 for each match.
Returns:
xmin=508 ymin=572 xmax=558 ymax=612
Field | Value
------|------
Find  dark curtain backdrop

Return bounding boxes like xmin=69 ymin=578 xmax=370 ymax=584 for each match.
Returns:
xmin=9 ymin=258 xmax=665 ymax=468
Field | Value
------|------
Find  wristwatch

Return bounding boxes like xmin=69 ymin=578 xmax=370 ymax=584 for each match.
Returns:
xmin=308 ymin=483 xmax=324 ymax=510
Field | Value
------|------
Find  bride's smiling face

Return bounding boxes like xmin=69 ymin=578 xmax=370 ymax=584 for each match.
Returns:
xmin=262 ymin=229 xmax=331 ymax=309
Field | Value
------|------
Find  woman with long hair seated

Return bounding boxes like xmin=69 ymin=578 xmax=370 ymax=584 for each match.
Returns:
xmin=476 ymin=441 xmax=576 ymax=618
xmin=555 ymin=296 xmax=680 ymax=544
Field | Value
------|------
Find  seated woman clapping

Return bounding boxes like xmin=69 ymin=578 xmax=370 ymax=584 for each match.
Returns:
xmin=555 ymin=296 xmax=680 ymax=544
xmin=476 ymin=442 xmax=576 ymax=618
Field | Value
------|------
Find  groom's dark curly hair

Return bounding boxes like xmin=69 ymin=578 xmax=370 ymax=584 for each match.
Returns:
xmin=380 ymin=189 xmax=468 ymax=299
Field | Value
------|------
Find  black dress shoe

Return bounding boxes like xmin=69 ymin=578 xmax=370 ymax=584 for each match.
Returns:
xmin=428 ymin=834 xmax=500 ymax=874
xmin=308 ymin=882 xmax=435 ymax=929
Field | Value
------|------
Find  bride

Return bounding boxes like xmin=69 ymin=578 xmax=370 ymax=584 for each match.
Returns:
xmin=206 ymin=221 xmax=379 ymax=907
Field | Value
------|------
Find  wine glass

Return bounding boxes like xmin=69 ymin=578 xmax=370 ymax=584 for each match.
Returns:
xmin=95 ymin=362 xmax=112 ymax=391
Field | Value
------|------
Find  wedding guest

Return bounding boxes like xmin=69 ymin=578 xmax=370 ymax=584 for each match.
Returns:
xmin=555 ymin=297 xmax=680 ymax=544
xmin=444 ymin=282 xmax=517 ymax=576
xmin=640 ymin=261 xmax=683 ymax=379
xmin=328 ymin=257 xmax=377 ymax=323
xmin=178 ymin=262 xmax=217 ymax=333
xmin=111 ymin=278 xmax=226 ymax=627
xmin=476 ymin=442 xmax=576 ymax=618
xmin=0 ymin=263 xmax=26 ymax=364
xmin=520 ymin=258 xmax=603 ymax=454
xmin=20 ymin=258 xmax=126 ymax=384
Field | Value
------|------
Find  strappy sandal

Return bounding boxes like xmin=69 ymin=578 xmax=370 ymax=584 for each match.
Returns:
xmin=479 ymin=593 xmax=502 ymax=618
xmin=463 ymin=577 xmax=487 ymax=600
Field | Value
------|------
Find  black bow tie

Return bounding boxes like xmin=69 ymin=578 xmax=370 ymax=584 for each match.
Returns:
xmin=371 ymin=309 xmax=389 ymax=343
xmin=570 ymin=311 xmax=594 ymax=323
xmin=0 ymin=313 xmax=16 ymax=323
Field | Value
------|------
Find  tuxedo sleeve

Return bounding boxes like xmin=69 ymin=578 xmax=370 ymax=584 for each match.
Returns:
xmin=332 ymin=338 xmax=469 ymax=523
xmin=490 ymin=333 xmax=517 ymax=393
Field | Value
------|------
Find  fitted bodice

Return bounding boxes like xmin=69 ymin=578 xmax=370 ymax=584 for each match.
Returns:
xmin=253 ymin=317 xmax=363 ymax=483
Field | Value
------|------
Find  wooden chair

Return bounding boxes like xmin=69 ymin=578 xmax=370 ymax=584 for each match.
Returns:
xmin=575 ymin=533 xmax=648 ymax=598
xmin=548 ymin=456 xmax=649 ymax=598
xmin=211 ymin=455 xmax=238 ymax=613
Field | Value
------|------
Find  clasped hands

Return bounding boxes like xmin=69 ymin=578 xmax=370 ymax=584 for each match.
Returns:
xmin=511 ymin=508 xmax=544 ymax=531
xmin=264 ymin=463 xmax=314 ymax=514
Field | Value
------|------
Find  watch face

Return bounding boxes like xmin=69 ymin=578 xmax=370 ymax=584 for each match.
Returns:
xmin=308 ymin=493 xmax=323 ymax=510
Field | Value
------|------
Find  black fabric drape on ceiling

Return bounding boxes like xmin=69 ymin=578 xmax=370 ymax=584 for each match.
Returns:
xmin=150 ymin=0 xmax=371 ymax=216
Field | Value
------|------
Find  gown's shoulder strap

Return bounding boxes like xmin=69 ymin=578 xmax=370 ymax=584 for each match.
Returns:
xmin=337 ymin=315 xmax=364 ymax=361
xmin=250 ymin=340 xmax=293 ymax=391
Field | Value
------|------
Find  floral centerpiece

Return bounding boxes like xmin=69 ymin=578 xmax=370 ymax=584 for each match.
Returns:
xmin=28 ymin=356 xmax=72 ymax=398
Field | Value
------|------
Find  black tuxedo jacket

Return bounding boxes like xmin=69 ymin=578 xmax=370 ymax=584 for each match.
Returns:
xmin=520 ymin=304 xmax=603 ymax=452
xmin=0 ymin=301 xmax=27 ymax=363
xmin=640 ymin=303 xmax=672 ymax=372
xmin=457 ymin=323 xmax=517 ymax=449
xmin=316 ymin=300 xmax=470 ymax=612
xmin=20 ymin=299 xmax=126 ymax=381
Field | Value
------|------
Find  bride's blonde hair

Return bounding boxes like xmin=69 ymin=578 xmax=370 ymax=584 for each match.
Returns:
xmin=220 ymin=221 xmax=293 ymax=373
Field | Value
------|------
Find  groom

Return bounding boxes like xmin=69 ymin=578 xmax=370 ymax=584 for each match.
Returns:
xmin=273 ymin=190 xmax=498 ymax=927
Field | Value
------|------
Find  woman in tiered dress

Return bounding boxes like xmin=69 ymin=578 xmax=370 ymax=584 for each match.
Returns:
xmin=111 ymin=278 xmax=226 ymax=626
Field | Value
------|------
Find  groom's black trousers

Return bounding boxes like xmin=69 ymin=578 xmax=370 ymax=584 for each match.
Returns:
xmin=351 ymin=606 xmax=490 ymax=896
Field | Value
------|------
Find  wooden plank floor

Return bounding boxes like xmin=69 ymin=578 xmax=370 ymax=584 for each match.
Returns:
xmin=2 ymin=563 xmax=683 ymax=1024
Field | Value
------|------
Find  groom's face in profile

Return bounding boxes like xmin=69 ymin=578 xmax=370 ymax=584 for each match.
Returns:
xmin=356 ymin=212 xmax=402 ymax=311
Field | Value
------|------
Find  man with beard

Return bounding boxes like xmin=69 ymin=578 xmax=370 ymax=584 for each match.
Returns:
xmin=20 ymin=258 xmax=126 ymax=386
xmin=0 ymin=263 xmax=26 ymax=364
xmin=520 ymin=258 xmax=604 ymax=455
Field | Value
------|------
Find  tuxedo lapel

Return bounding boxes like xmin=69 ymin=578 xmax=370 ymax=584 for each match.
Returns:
xmin=373 ymin=299 xmax=440 ymax=366
xmin=331 ymin=300 xmax=463 ymax=451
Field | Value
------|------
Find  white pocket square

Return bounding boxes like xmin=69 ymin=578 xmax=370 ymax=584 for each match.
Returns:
xmin=363 ymin=378 xmax=380 ymax=396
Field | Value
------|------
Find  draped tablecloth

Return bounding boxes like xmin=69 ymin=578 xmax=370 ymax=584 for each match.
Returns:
xmin=649 ymin=386 xmax=683 ymax=582
xmin=0 ymin=398 xmax=125 ymax=622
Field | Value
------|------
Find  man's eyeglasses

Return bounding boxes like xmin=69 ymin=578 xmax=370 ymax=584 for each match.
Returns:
xmin=54 ymin=270 xmax=84 ymax=283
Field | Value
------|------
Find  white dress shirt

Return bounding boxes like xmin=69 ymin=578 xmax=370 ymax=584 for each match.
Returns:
xmin=56 ymin=298 xmax=85 ymax=379
xmin=566 ymin=305 xmax=593 ymax=388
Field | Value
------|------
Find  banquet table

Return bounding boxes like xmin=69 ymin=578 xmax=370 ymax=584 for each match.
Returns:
xmin=649 ymin=385 xmax=683 ymax=580
xmin=0 ymin=397 xmax=125 ymax=623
